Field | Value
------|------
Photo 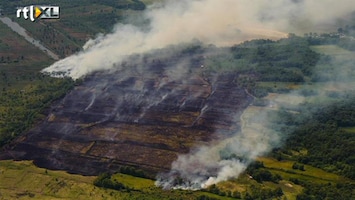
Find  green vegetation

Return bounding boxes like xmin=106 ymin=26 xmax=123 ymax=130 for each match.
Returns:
xmin=0 ymin=7 xmax=76 ymax=147
xmin=246 ymin=101 xmax=355 ymax=198
xmin=270 ymin=96 xmax=355 ymax=180
xmin=256 ymin=157 xmax=346 ymax=184
xmin=1 ymin=0 xmax=150 ymax=58
xmin=0 ymin=20 xmax=52 ymax=67
xmin=246 ymin=161 xmax=277 ymax=183
xmin=0 ymin=0 xmax=162 ymax=188
xmin=295 ymin=182 xmax=354 ymax=200
xmin=244 ymin=185 xmax=283 ymax=200
xmin=119 ymin=166 xmax=148 ymax=179
xmin=0 ymin=160 xmax=234 ymax=200
xmin=262 ymin=44 xmax=355 ymax=185
xmin=202 ymin=35 xmax=322 ymax=98
xmin=228 ymin=39 xmax=355 ymax=199
xmin=0 ymin=160 xmax=122 ymax=199
xmin=1 ymin=1 xmax=354 ymax=199
xmin=93 ymin=173 xmax=127 ymax=191
xmin=305 ymin=25 xmax=355 ymax=51
xmin=292 ymin=163 xmax=305 ymax=171
xmin=3 ymin=159 xmax=351 ymax=200
xmin=251 ymin=158 xmax=354 ymax=200
xmin=260 ymin=79 xmax=355 ymax=198
xmin=0 ymin=74 xmax=74 ymax=146
xmin=205 ymin=36 xmax=320 ymax=81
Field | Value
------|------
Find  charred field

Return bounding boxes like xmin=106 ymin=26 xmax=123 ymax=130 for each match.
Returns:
xmin=1 ymin=35 xmax=355 ymax=199
xmin=1 ymin=0 xmax=355 ymax=198
xmin=1 ymin=46 xmax=252 ymax=177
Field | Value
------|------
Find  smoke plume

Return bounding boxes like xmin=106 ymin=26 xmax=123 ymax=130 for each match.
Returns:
xmin=156 ymin=113 xmax=280 ymax=189
xmin=42 ymin=0 xmax=355 ymax=190
xmin=42 ymin=0 xmax=354 ymax=79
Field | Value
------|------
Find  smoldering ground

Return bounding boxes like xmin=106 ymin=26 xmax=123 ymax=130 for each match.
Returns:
xmin=41 ymin=0 xmax=355 ymax=190
xmin=155 ymin=44 xmax=355 ymax=189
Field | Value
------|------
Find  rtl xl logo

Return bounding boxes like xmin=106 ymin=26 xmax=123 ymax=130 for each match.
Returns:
xmin=16 ymin=5 xmax=60 ymax=21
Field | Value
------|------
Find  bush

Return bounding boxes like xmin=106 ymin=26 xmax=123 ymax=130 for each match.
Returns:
xmin=93 ymin=173 xmax=126 ymax=191
xmin=119 ymin=166 xmax=147 ymax=178
xmin=252 ymin=169 xmax=273 ymax=183
xmin=196 ymin=195 xmax=218 ymax=200
xmin=292 ymin=163 xmax=305 ymax=171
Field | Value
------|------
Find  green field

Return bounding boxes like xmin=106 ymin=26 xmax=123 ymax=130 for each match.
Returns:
xmin=0 ymin=160 xmax=235 ymax=200
xmin=342 ymin=127 xmax=355 ymax=133
xmin=310 ymin=45 xmax=355 ymax=58
xmin=0 ymin=12 xmax=76 ymax=146
xmin=0 ymin=20 xmax=53 ymax=72
xmin=0 ymin=160 xmax=132 ymax=200
xmin=1 ymin=157 xmax=353 ymax=200
xmin=257 ymin=157 xmax=349 ymax=184
xmin=1 ymin=0 xmax=153 ymax=58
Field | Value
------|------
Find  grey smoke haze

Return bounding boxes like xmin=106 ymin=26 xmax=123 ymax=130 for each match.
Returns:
xmin=155 ymin=45 xmax=355 ymax=189
xmin=156 ymin=111 xmax=280 ymax=189
xmin=41 ymin=0 xmax=355 ymax=190
xmin=42 ymin=0 xmax=355 ymax=79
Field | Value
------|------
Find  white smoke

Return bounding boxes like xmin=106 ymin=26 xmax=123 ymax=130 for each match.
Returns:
xmin=42 ymin=0 xmax=355 ymax=190
xmin=155 ymin=105 xmax=280 ymax=189
xmin=42 ymin=0 xmax=354 ymax=79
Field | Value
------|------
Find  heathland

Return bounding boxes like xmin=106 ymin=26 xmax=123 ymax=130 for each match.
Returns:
xmin=0 ymin=1 xmax=355 ymax=199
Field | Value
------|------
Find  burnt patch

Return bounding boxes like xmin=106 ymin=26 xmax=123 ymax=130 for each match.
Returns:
xmin=2 ymin=58 xmax=251 ymax=176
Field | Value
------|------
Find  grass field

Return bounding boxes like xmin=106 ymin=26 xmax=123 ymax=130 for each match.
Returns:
xmin=257 ymin=157 xmax=350 ymax=184
xmin=0 ymin=157 xmax=353 ymax=199
xmin=310 ymin=45 xmax=355 ymax=58
xmin=0 ymin=160 xmax=119 ymax=200
xmin=311 ymin=45 xmax=355 ymax=83
xmin=0 ymin=17 xmax=61 ymax=92
xmin=342 ymin=127 xmax=355 ymax=133
xmin=0 ymin=16 xmax=76 ymax=147
xmin=0 ymin=160 xmax=236 ymax=200
xmin=239 ymin=89 xmax=355 ymax=199
xmin=217 ymin=174 xmax=304 ymax=200
xmin=0 ymin=19 xmax=53 ymax=71
xmin=2 ymin=0 xmax=155 ymax=58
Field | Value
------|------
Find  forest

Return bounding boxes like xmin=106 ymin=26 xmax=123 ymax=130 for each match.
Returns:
xmin=270 ymin=95 xmax=355 ymax=180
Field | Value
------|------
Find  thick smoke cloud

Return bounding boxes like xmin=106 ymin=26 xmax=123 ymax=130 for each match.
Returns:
xmin=156 ymin=116 xmax=280 ymax=189
xmin=42 ymin=0 xmax=354 ymax=190
xmin=43 ymin=0 xmax=354 ymax=79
